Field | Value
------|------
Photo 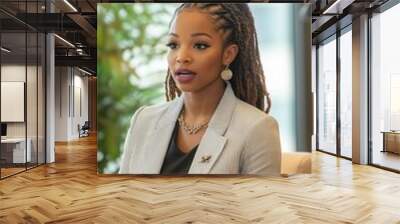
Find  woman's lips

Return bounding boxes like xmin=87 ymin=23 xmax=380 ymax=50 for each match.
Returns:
xmin=174 ymin=69 xmax=196 ymax=84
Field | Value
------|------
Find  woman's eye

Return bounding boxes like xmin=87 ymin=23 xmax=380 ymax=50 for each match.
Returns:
xmin=194 ymin=43 xmax=209 ymax=50
xmin=166 ymin=42 xmax=177 ymax=49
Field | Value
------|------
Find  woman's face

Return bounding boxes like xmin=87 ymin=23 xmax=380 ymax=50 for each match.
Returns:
xmin=167 ymin=8 xmax=234 ymax=93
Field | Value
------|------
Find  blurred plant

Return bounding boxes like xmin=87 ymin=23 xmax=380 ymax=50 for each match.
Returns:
xmin=97 ymin=3 xmax=176 ymax=173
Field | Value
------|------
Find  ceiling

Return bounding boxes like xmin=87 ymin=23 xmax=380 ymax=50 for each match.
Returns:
xmin=0 ymin=0 xmax=98 ymax=74
xmin=0 ymin=0 xmax=393 ymax=75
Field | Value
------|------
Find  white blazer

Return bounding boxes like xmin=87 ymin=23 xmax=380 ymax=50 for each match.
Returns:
xmin=119 ymin=83 xmax=281 ymax=175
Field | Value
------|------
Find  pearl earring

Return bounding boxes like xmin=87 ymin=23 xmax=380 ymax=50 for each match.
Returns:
xmin=221 ymin=65 xmax=233 ymax=81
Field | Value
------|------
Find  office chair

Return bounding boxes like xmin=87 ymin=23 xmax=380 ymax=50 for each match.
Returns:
xmin=79 ymin=121 xmax=90 ymax=138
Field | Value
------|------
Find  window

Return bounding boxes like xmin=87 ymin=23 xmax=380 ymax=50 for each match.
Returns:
xmin=371 ymin=2 xmax=400 ymax=171
xmin=339 ymin=28 xmax=352 ymax=158
xmin=317 ymin=36 xmax=337 ymax=154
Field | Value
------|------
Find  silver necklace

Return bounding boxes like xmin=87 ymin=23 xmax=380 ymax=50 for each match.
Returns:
xmin=178 ymin=109 xmax=209 ymax=135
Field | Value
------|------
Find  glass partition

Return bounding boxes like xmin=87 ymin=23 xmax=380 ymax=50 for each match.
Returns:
xmin=38 ymin=32 xmax=45 ymax=165
xmin=1 ymin=30 xmax=28 ymax=177
xmin=0 ymin=1 xmax=46 ymax=179
xmin=27 ymin=30 xmax=38 ymax=169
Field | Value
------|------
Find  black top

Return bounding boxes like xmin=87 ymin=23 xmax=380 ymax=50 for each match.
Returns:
xmin=160 ymin=123 xmax=198 ymax=175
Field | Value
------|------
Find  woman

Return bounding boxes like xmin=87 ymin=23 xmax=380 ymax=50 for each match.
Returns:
xmin=119 ymin=3 xmax=281 ymax=175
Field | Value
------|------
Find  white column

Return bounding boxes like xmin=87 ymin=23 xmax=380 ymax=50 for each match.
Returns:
xmin=352 ymin=14 xmax=369 ymax=164
xmin=45 ymin=1 xmax=55 ymax=163
xmin=46 ymin=33 xmax=55 ymax=163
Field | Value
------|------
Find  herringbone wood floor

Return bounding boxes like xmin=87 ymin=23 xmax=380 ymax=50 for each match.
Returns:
xmin=1 ymin=134 xmax=400 ymax=224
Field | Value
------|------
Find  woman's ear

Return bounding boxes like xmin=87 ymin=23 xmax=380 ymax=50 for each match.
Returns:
xmin=223 ymin=44 xmax=239 ymax=65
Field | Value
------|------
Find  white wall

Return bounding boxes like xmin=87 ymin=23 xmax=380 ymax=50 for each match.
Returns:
xmin=55 ymin=67 xmax=89 ymax=141
xmin=55 ymin=66 xmax=69 ymax=141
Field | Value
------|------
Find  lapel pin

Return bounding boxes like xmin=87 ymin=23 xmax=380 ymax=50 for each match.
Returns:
xmin=201 ymin=155 xmax=212 ymax=163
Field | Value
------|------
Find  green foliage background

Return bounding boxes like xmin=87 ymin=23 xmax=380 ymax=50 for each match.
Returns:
xmin=97 ymin=3 xmax=177 ymax=173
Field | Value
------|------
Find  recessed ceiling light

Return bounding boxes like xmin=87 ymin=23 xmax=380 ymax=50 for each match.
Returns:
xmin=54 ymin=34 xmax=75 ymax=48
xmin=1 ymin=47 xmax=11 ymax=53
xmin=322 ymin=0 xmax=354 ymax=15
xmin=78 ymin=67 xmax=92 ymax=76
xmin=63 ymin=0 xmax=78 ymax=12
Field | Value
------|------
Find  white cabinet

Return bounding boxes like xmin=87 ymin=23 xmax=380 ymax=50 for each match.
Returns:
xmin=1 ymin=138 xmax=32 ymax=163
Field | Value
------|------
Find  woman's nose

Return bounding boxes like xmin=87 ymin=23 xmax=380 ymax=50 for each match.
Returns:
xmin=176 ymin=49 xmax=192 ymax=64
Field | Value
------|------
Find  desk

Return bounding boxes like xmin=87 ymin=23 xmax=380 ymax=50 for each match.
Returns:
xmin=1 ymin=138 xmax=31 ymax=163
xmin=381 ymin=131 xmax=400 ymax=154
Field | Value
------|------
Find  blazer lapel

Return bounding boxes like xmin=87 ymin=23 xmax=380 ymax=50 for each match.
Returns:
xmin=134 ymin=97 xmax=183 ymax=174
xmin=189 ymin=82 xmax=237 ymax=174
xmin=134 ymin=82 xmax=237 ymax=174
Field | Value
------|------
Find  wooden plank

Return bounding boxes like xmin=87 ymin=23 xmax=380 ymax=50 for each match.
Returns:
xmin=0 ymin=135 xmax=399 ymax=223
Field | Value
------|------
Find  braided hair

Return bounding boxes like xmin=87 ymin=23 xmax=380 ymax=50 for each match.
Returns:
xmin=165 ymin=3 xmax=272 ymax=113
